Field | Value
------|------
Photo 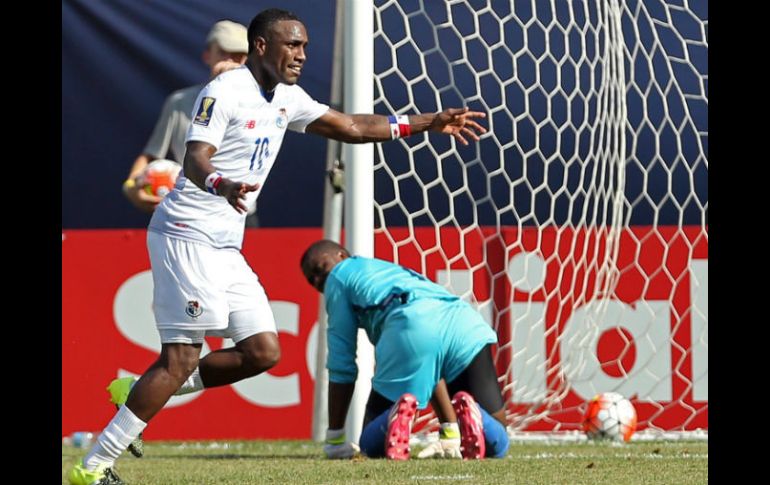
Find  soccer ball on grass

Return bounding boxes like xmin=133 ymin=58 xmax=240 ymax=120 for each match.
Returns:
xmin=582 ymin=392 xmax=637 ymax=442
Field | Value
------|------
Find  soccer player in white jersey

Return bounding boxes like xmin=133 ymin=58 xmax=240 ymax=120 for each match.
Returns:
xmin=69 ymin=8 xmax=487 ymax=484
xmin=121 ymin=20 xmax=250 ymax=215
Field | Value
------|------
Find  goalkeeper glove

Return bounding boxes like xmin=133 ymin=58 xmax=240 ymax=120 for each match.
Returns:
xmin=416 ymin=422 xmax=462 ymax=459
xmin=323 ymin=428 xmax=360 ymax=459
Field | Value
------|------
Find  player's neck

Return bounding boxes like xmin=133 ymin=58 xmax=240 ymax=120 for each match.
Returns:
xmin=247 ymin=61 xmax=278 ymax=95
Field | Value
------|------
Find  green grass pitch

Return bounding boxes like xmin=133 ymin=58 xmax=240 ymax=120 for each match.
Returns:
xmin=62 ymin=439 xmax=707 ymax=484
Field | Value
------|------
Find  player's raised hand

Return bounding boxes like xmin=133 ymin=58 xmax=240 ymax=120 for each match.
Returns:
xmin=218 ymin=179 xmax=260 ymax=214
xmin=429 ymin=107 xmax=487 ymax=145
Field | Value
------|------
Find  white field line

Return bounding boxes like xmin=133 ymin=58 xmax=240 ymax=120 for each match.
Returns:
xmin=514 ymin=451 xmax=707 ymax=460
xmin=411 ymin=429 xmax=708 ymax=446
xmin=410 ymin=475 xmax=474 ymax=481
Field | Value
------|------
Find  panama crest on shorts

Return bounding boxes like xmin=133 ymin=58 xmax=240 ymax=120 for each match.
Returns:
xmin=185 ymin=300 xmax=203 ymax=318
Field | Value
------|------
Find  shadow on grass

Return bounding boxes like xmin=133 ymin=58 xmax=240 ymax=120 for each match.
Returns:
xmin=144 ymin=454 xmax=320 ymax=460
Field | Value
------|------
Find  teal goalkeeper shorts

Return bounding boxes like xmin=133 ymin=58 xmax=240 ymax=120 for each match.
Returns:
xmin=372 ymin=298 xmax=497 ymax=409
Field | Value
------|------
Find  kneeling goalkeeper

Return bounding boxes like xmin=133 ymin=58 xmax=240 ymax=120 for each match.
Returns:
xmin=300 ymin=240 xmax=510 ymax=460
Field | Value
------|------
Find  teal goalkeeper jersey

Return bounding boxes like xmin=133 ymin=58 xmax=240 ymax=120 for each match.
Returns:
xmin=323 ymin=256 xmax=495 ymax=386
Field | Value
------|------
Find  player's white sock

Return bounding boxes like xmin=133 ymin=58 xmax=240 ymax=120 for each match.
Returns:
xmin=83 ymin=406 xmax=146 ymax=470
xmin=175 ymin=367 xmax=204 ymax=395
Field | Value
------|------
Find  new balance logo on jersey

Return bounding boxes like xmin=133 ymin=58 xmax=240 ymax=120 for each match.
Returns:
xmin=193 ymin=97 xmax=216 ymax=126
xmin=185 ymin=300 xmax=203 ymax=318
xmin=241 ymin=118 xmax=277 ymax=128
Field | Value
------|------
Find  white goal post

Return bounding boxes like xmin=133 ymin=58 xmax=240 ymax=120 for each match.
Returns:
xmin=315 ymin=0 xmax=707 ymax=439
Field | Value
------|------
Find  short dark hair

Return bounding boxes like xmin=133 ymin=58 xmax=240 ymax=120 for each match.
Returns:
xmin=247 ymin=8 xmax=301 ymax=54
xmin=300 ymin=240 xmax=349 ymax=269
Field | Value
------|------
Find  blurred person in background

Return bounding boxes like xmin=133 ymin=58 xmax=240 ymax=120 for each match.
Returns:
xmin=121 ymin=20 xmax=260 ymax=226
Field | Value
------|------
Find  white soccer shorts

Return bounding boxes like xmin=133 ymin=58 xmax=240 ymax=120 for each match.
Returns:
xmin=147 ymin=231 xmax=277 ymax=343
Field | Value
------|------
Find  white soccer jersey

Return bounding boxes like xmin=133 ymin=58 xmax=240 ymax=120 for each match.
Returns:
xmin=148 ymin=66 xmax=329 ymax=249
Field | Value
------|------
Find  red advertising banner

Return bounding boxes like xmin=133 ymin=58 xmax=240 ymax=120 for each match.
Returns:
xmin=62 ymin=229 xmax=324 ymax=440
xmin=62 ymin=227 xmax=707 ymax=439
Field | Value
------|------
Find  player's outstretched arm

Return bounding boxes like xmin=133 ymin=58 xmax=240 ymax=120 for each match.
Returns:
xmin=183 ymin=141 xmax=259 ymax=214
xmin=306 ymin=107 xmax=486 ymax=145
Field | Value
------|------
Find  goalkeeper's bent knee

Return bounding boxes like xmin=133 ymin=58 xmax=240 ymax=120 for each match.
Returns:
xmin=479 ymin=407 xmax=509 ymax=458
xmin=359 ymin=408 xmax=390 ymax=458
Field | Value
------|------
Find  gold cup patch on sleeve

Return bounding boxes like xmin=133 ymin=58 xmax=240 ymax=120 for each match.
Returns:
xmin=193 ymin=97 xmax=216 ymax=126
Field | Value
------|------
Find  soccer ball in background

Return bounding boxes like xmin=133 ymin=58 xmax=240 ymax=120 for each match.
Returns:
xmin=139 ymin=159 xmax=181 ymax=197
xmin=582 ymin=392 xmax=637 ymax=442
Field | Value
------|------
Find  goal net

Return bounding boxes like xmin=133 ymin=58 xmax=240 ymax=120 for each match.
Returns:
xmin=369 ymin=0 xmax=707 ymax=434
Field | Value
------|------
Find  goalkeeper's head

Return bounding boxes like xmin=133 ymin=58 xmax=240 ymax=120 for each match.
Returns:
xmin=300 ymin=240 xmax=350 ymax=292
